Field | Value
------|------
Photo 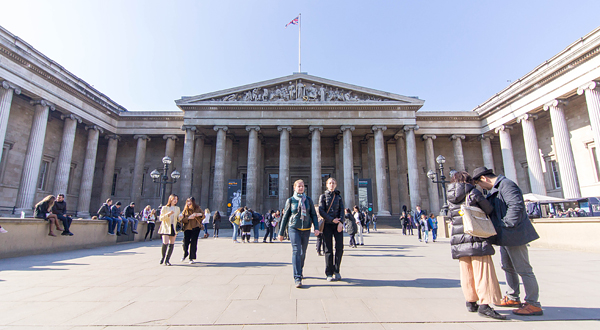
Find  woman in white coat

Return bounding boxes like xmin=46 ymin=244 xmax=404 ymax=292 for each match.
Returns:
xmin=158 ymin=194 xmax=183 ymax=266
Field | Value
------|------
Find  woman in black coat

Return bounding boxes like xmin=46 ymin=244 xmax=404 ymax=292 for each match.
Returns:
xmin=447 ymin=171 xmax=505 ymax=320
xmin=318 ymin=178 xmax=345 ymax=282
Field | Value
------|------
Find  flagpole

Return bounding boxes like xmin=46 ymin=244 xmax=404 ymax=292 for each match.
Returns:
xmin=298 ymin=13 xmax=301 ymax=73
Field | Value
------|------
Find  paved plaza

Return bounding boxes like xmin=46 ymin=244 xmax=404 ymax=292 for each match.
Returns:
xmin=1 ymin=228 xmax=599 ymax=329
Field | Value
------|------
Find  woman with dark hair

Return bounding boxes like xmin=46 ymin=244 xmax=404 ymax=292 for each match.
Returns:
xmin=213 ymin=211 xmax=221 ymax=238
xmin=447 ymin=171 xmax=505 ymax=320
xmin=181 ymin=197 xmax=204 ymax=264
xmin=318 ymin=177 xmax=345 ymax=282
xmin=34 ymin=195 xmax=62 ymax=237
xmin=344 ymin=208 xmax=357 ymax=248
xmin=158 ymin=194 xmax=183 ymax=266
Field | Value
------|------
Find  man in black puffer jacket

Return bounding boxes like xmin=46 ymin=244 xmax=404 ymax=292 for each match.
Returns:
xmin=318 ymin=178 xmax=345 ymax=282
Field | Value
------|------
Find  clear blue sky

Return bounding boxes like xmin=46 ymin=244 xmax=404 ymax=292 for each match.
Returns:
xmin=1 ymin=0 xmax=599 ymax=111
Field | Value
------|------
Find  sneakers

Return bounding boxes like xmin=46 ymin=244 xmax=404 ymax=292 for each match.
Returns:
xmin=333 ymin=273 xmax=342 ymax=281
xmin=189 ymin=260 xmax=195 ymax=264
xmin=132 ymin=230 xmax=138 ymax=234
xmin=326 ymin=276 xmax=334 ymax=282
xmin=466 ymin=301 xmax=479 ymax=313
xmin=496 ymin=296 xmax=521 ymax=308
xmin=295 ymin=279 xmax=302 ymax=288
xmin=512 ymin=303 xmax=543 ymax=316
xmin=0 ymin=226 xmax=8 ymax=233
xmin=478 ymin=304 xmax=506 ymax=320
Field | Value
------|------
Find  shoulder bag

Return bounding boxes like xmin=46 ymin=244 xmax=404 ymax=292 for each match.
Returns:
xmin=461 ymin=194 xmax=496 ymax=238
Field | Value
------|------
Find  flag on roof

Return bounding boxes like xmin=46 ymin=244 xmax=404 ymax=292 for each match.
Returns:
xmin=285 ymin=16 xmax=299 ymax=28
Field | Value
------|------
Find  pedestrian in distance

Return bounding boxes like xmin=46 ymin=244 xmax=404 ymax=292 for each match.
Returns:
xmin=181 ymin=197 xmax=204 ymax=264
xmin=144 ymin=208 xmax=156 ymax=241
xmin=278 ymin=179 xmax=320 ymax=288
xmin=428 ymin=213 xmax=438 ymax=242
xmin=447 ymin=170 xmax=505 ymax=320
xmin=263 ymin=209 xmax=275 ymax=243
xmin=353 ymin=206 xmax=365 ymax=246
xmin=400 ymin=211 xmax=409 ymax=235
xmin=229 ymin=207 xmax=243 ymax=243
xmin=202 ymin=208 xmax=211 ymax=238
xmin=372 ymin=213 xmax=377 ymax=231
xmin=158 ymin=194 xmax=183 ymax=266
xmin=420 ymin=214 xmax=430 ymax=243
xmin=345 ymin=208 xmax=358 ymax=248
xmin=318 ymin=177 xmax=345 ymax=282
xmin=240 ymin=207 xmax=253 ymax=243
xmin=213 ymin=211 xmax=221 ymax=238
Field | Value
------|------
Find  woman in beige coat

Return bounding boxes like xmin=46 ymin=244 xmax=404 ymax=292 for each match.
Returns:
xmin=158 ymin=194 xmax=183 ymax=266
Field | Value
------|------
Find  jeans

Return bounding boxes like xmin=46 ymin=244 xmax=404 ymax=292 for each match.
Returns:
xmin=263 ymin=225 xmax=274 ymax=242
xmin=56 ymin=214 xmax=72 ymax=233
xmin=373 ymin=222 xmax=377 ymax=231
xmin=232 ymin=223 xmax=239 ymax=241
xmin=349 ymin=234 xmax=356 ymax=247
xmin=253 ymin=223 xmax=260 ymax=240
xmin=289 ymin=228 xmax=310 ymax=281
xmin=323 ymin=223 xmax=344 ymax=276
xmin=202 ymin=222 xmax=209 ymax=236
xmin=100 ymin=216 xmax=118 ymax=234
xmin=500 ymin=245 xmax=541 ymax=307
xmin=119 ymin=217 xmax=128 ymax=233
xmin=432 ymin=228 xmax=438 ymax=241
xmin=126 ymin=217 xmax=139 ymax=231
xmin=423 ymin=230 xmax=429 ymax=242
xmin=183 ymin=227 xmax=201 ymax=260
xmin=357 ymin=223 xmax=364 ymax=244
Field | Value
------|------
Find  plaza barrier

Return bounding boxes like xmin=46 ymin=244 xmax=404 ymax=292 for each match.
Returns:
xmin=529 ymin=217 xmax=600 ymax=253
xmin=0 ymin=217 xmax=156 ymax=259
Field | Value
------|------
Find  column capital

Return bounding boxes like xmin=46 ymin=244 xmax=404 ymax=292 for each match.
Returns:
xmin=371 ymin=125 xmax=387 ymax=132
xmin=309 ymin=125 xmax=323 ymax=133
xmin=277 ymin=125 xmax=292 ymax=132
xmin=477 ymin=134 xmax=494 ymax=141
xmin=85 ymin=125 xmax=104 ymax=134
xmin=340 ymin=125 xmax=355 ymax=132
xmin=61 ymin=113 xmax=82 ymax=124
xmin=30 ymin=99 xmax=56 ymax=111
xmin=1 ymin=80 xmax=22 ymax=94
xmin=181 ymin=125 xmax=197 ymax=131
xmin=163 ymin=134 xmax=178 ymax=141
xmin=577 ymin=81 xmax=600 ymax=95
xmin=494 ymin=125 xmax=513 ymax=134
xmin=213 ymin=125 xmax=228 ymax=132
xmin=517 ymin=113 xmax=538 ymax=123
xmin=394 ymin=132 xmax=405 ymax=140
xmin=195 ymin=133 xmax=205 ymax=140
xmin=543 ymin=99 xmax=568 ymax=110
xmin=403 ymin=125 xmax=419 ymax=132
xmin=450 ymin=134 xmax=465 ymax=140
xmin=105 ymin=134 xmax=120 ymax=141
xmin=246 ymin=125 xmax=261 ymax=132
xmin=422 ymin=134 xmax=436 ymax=141
xmin=133 ymin=134 xmax=150 ymax=141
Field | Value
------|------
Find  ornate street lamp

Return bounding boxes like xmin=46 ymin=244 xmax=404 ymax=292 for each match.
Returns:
xmin=151 ymin=156 xmax=181 ymax=206
xmin=427 ymin=155 xmax=453 ymax=216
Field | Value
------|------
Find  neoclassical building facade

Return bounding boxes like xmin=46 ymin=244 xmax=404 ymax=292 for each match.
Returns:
xmin=1 ymin=25 xmax=600 ymax=218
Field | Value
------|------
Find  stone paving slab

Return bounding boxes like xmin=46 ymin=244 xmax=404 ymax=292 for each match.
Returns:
xmin=1 ymin=228 xmax=600 ymax=329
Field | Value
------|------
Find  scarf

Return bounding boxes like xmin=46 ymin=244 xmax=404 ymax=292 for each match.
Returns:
xmin=293 ymin=192 xmax=307 ymax=220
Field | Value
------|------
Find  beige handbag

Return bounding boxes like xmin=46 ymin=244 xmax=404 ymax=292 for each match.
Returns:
xmin=461 ymin=195 xmax=496 ymax=238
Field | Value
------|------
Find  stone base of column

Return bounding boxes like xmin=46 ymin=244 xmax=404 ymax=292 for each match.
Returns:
xmin=77 ymin=212 xmax=91 ymax=219
xmin=376 ymin=210 xmax=391 ymax=217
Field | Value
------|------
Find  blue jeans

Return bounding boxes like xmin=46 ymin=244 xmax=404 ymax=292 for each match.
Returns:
xmin=232 ymin=223 xmax=239 ymax=241
xmin=253 ymin=223 xmax=260 ymax=240
xmin=118 ymin=217 xmax=128 ymax=233
xmin=126 ymin=217 xmax=139 ymax=231
xmin=289 ymin=228 xmax=310 ymax=281
xmin=100 ymin=216 xmax=118 ymax=234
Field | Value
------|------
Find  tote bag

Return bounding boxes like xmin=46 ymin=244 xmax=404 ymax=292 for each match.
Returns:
xmin=461 ymin=195 xmax=496 ymax=238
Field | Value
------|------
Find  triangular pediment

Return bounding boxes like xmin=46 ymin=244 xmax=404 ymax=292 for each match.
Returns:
xmin=175 ymin=74 xmax=424 ymax=107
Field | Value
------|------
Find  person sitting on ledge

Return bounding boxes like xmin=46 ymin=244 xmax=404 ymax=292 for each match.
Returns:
xmin=111 ymin=201 xmax=126 ymax=236
xmin=52 ymin=194 xmax=74 ymax=236
xmin=123 ymin=202 xmax=139 ymax=234
xmin=97 ymin=199 xmax=120 ymax=235
xmin=34 ymin=195 xmax=63 ymax=237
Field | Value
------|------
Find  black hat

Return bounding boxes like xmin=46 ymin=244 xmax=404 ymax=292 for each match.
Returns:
xmin=472 ymin=167 xmax=494 ymax=181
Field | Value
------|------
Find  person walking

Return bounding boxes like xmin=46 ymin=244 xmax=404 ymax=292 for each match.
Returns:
xmin=263 ymin=209 xmax=274 ymax=243
xmin=315 ymin=206 xmax=324 ymax=256
xmin=363 ymin=210 xmax=371 ymax=233
xmin=202 ymin=208 xmax=211 ymax=238
xmin=278 ymin=179 xmax=320 ymax=288
xmin=318 ymin=178 xmax=345 ymax=282
xmin=407 ymin=213 xmax=414 ymax=235
xmin=420 ymin=214 xmax=430 ymax=243
xmin=212 ymin=211 xmax=221 ymax=238
xmin=144 ymin=208 xmax=156 ymax=241
xmin=34 ymin=195 xmax=62 ymax=237
xmin=158 ymin=194 xmax=183 ymax=266
xmin=353 ymin=206 xmax=365 ymax=246
xmin=428 ymin=213 xmax=438 ymax=242
xmin=240 ymin=207 xmax=253 ymax=243
xmin=345 ymin=208 xmax=358 ymax=248
xmin=181 ymin=197 xmax=204 ymax=264
xmin=473 ymin=167 xmax=543 ymax=316
xmin=447 ymin=170 xmax=505 ymax=320
xmin=412 ymin=205 xmax=425 ymax=241
xmin=372 ymin=213 xmax=377 ymax=232
xmin=400 ymin=211 xmax=408 ymax=235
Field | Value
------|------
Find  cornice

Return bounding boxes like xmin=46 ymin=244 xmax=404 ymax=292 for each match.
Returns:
xmin=180 ymin=105 xmax=420 ymax=112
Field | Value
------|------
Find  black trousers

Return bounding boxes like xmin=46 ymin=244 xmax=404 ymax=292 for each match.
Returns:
xmin=56 ymin=214 xmax=72 ymax=232
xmin=417 ymin=225 xmax=422 ymax=240
xmin=263 ymin=225 xmax=274 ymax=242
xmin=316 ymin=233 xmax=323 ymax=253
xmin=183 ymin=227 xmax=201 ymax=260
xmin=145 ymin=222 xmax=155 ymax=240
xmin=323 ymin=223 xmax=344 ymax=276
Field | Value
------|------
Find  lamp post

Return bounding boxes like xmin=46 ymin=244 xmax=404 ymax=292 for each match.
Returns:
xmin=427 ymin=155 xmax=455 ymax=216
xmin=150 ymin=156 xmax=181 ymax=206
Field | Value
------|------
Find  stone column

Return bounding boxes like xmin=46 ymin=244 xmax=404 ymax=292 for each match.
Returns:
xmin=278 ymin=126 xmax=291 ymax=211
xmin=16 ymin=100 xmax=55 ymax=214
xmin=517 ymin=114 xmax=547 ymax=196
xmin=422 ymin=135 xmax=440 ymax=215
xmin=163 ymin=135 xmax=178 ymax=196
xmin=404 ymin=125 xmax=421 ymax=210
xmin=341 ymin=126 xmax=355 ymax=208
xmin=544 ymin=100 xmax=582 ymax=198
xmin=131 ymin=134 xmax=150 ymax=206
xmin=179 ymin=125 xmax=196 ymax=199
xmin=310 ymin=126 xmax=323 ymax=203
xmin=495 ymin=125 xmax=518 ymax=182
xmin=100 ymin=135 xmax=120 ymax=203
xmin=478 ymin=134 xmax=495 ymax=172
xmin=212 ymin=126 xmax=228 ymax=214
xmin=450 ymin=135 xmax=466 ymax=172
xmin=578 ymin=81 xmax=600 ymax=168
xmin=192 ymin=134 xmax=205 ymax=202
xmin=77 ymin=125 xmax=103 ymax=218
xmin=372 ymin=126 xmax=391 ymax=216
xmin=53 ymin=114 xmax=82 ymax=196
xmin=0 ymin=81 xmax=21 ymax=163
xmin=394 ymin=133 xmax=409 ymax=210
xmin=334 ymin=135 xmax=344 ymax=194
xmin=245 ymin=126 xmax=260 ymax=210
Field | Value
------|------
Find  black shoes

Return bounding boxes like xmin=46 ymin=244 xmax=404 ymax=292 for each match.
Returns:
xmin=466 ymin=301 xmax=479 ymax=313
xmin=61 ymin=231 xmax=74 ymax=236
xmin=478 ymin=304 xmax=506 ymax=320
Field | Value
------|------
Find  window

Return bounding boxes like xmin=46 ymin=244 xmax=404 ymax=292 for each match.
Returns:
xmin=550 ymin=160 xmax=561 ymax=189
xmin=111 ymin=173 xmax=118 ymax=196
xmin=241 ymin=173 xmax=247 ymax=196
xmin=37 ymin=159 xmax=51 ymax=191
xmin=268 ymin=173 xmax=278 ymax=196
xmin=66 ymin=163 xmax=77 ymax=195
